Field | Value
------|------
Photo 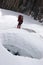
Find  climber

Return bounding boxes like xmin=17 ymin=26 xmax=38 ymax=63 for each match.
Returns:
xmin=17 ymin=15 xmax=23 ymax=28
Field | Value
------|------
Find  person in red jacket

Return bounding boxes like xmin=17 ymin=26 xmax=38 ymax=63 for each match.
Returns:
xmin=17 ymin=15 xmax=23 ymax=28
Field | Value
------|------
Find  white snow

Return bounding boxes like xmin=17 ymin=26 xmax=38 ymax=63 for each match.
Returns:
xmin=0 ymin=41 xmax=43 ymax=65
xmin=0 ymin=9 xmax=43 ymax=65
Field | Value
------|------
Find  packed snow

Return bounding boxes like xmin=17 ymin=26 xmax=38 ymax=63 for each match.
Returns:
xmin=0 ymin=9 xmax=43 ymax=65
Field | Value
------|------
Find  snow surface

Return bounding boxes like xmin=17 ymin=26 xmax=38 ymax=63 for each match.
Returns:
xmin=0 ymin=9 xmax=43 ymax=65
xmin=0 ymin=41 xmax=43 ymax=65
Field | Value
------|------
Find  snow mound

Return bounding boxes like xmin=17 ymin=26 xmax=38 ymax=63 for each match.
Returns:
xmin=0 ymin=28 xmax=43 ymax=59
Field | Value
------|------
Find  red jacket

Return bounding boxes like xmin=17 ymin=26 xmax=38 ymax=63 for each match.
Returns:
xmin=18 ymin=15 xmax=23 ymax=23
